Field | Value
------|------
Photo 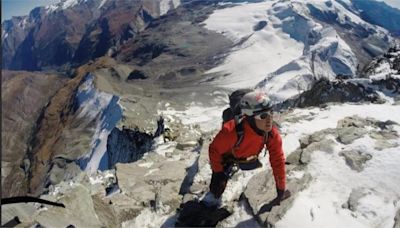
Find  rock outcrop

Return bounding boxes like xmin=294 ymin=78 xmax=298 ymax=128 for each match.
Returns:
xmin=106 ymin=127 xmax=154 ymax=169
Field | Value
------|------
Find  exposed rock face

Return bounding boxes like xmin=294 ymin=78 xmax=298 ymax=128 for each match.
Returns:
xmin=106 ymin=127 xmax=154 ymax=169
xmin=1 ymin=70 xmax=67 ymax=197
xmin=48 ymin=157 xmax=82 ymax=186
xmin=35 ymin=184 xmax=104 ymax=227
xmin=395 ymin=208 xmax=400 ymax=228
xmin=91 ymin=193 xmax=119 ymax=228
xmin=342 ymin=188 xmax=370 ymax=212
xmin=1 ymin=202 xmax=38 ymax=226
xmin=362 ymin=45 xmax=400 ymax=78
xmin=115 ymin=159 xmax=186 ymax=212
xmin=111 ymin=153 xmax=190 ymax=224
xmin=243 ymin=162 xmax=312 ymax=227
xmin=339 ymin=150 xmax=372 ymax=172
xmin=337 ymin=127 xmax=367 ymax=144
xmin=281 ymin=74 xmax=400 ymax=109
xmin=283 ymin=78 xmax=379 ymax=108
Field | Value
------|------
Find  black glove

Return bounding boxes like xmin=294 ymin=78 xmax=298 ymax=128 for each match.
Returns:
xmin=275 ymin=187 xmax=291 ymax=205
xmin=277 ymin=188 xmax=285 ymax=200
xmin=257 ymin=188 xmax=292 ymax=215
xmin=209 ymin=172 xmax=228 ymax=198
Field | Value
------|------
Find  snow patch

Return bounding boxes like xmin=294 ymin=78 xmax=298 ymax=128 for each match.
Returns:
xmin=138 ymin=162 xmax=154 ymax=168
xmin=76 ymin=74 xmax=122 ymax=173
xmin=159 ymin=102 xmax=224 ymax=132
xmin=204 ymin=1 xmax=304 ymax=89
xmin=159 ymin=0 xmax=180 ymax=15
xmin=98 ymin=0 xmax=108 ymax=9
xmin=61 ymin=0 xmax=81 ymax=9
xmin=121 ymin=207 xmax=174 ymax=228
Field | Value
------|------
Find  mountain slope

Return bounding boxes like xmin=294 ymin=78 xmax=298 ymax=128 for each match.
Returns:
xmin=203 ymin=0 xmax=397 ymax=104
xmin=1 ymin=71 xmax=68 ymax=197
xmin=1 ymin=0 xmax=180 ymax=71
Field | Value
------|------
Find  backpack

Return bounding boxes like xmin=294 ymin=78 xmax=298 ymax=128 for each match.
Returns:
xmin=222 ymin=89 xmax=253 ymax=148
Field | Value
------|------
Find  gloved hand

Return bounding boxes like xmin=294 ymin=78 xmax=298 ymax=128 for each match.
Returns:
xmin=275 ymin=187 xmax=291 ymax=205
xmin=209 ymin=172 xmax=228 ymax=198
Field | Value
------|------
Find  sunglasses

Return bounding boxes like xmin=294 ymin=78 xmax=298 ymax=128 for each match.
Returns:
xmin=254 ymin=111 xmax=273 ymax=120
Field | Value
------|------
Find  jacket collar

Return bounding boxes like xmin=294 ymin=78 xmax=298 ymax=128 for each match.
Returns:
xmin=246 ymin=117 xmax=265 ymax=136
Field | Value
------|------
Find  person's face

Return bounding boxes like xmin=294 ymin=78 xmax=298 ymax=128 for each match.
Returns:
xmin=254 ymin=111 xmax=273 ymax=132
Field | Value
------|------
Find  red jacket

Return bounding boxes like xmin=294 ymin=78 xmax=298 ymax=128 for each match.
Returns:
xmin=209 ymin=118 xmax=286 ymax=190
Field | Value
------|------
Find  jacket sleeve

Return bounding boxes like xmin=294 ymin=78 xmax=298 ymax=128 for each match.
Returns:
xmin=209 ymin=127 xmax=236 ymax=173
xmin=266 ymin=126 xmax=286 ymax=190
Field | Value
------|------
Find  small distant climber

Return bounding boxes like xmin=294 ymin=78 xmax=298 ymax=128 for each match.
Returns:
xmin=203 ymin=90 xmax=290 ymax=207
xmin=154 ymin=116 xmax=165 ymax=138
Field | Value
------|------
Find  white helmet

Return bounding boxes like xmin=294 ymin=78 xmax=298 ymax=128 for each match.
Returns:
xmin=240 ymin=90 xmax=273 ymax=116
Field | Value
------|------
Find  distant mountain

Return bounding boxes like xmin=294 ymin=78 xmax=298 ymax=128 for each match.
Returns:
xmin=1 ymin=0 xmax=180 ymax=71
xmin=351 ymin=0 xmax=400 ymax=36
xmin=3 ymin=0 xmax=399 ymax=72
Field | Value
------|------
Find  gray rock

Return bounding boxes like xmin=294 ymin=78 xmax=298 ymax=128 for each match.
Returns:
xmin=108 ymin=193 xmax=144 ymax=223
xmin=243 ymin=166 xmax=312 ymax=227
xmin=299 ymin=129 xmax=337 ymax=149
xmin=337 ymin=115 xmax=373 ymax=128
xmin=187 ymin=137 xmax=213 ymax=196
xmin=337 ymin=127 xmax=367 ymax=144
xmin=296 ymin=129 xmax=338 ymax=165
xmin=369 ymin=130 xmax=399 ymax=141
xmin=35 ymin=184 xmax=103 ymax=228
xmin=49 ymin=159 xmax=82 ymax=186
xmin=300 ymin=139 xmax=337 ymax=164
xmin=285 ymin=149 xmax=302 ymax=165
xmin=342 ymin=188 xmax=368 ymax=212
xmin=91 ymin=194 xmax=119 ymax=228
xmin=115 ymin=159 xmax=186 ymax=214
xmin=394 ymin=208 xmax=400 ymax=228
xmin=176 ymin=141 xmax=198 ymax=150
xmin=106 ymin=127 xmax=154 ymax=169
xmin=339 ymin=150 xmax=372 ymax=172
xmin=374 ymin=140 xmax=399 ymax=151
xmin=338 ymin=116 xmax=398 ymax=131
xmin=1 ymin=203 xmax=37 ymax=225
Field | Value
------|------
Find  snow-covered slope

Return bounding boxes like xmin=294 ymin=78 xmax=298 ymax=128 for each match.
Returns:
xmin=204 ymin=1 xmax=304 ymax=89
xmin=204 ymin=0 xmax=396 ymax=103
xmin=277 ymin=104 xmax=400 ymax=228
xmin=74 ymin=74 xmax=122 ymax=173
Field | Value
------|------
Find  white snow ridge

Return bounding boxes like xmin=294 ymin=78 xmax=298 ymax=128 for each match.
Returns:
xmin=75 ymin=73 xmax=122 ymax=174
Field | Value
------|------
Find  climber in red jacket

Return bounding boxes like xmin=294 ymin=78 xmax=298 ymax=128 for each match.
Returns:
xmin=203 ymin=90 xmax=288 ymax=207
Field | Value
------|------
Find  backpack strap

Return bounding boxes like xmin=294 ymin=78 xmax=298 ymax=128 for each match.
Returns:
xmin=234 ymin=117 xmax=244 ymax=148
xmin=263 ymin=132 xmax=269 ymax=157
